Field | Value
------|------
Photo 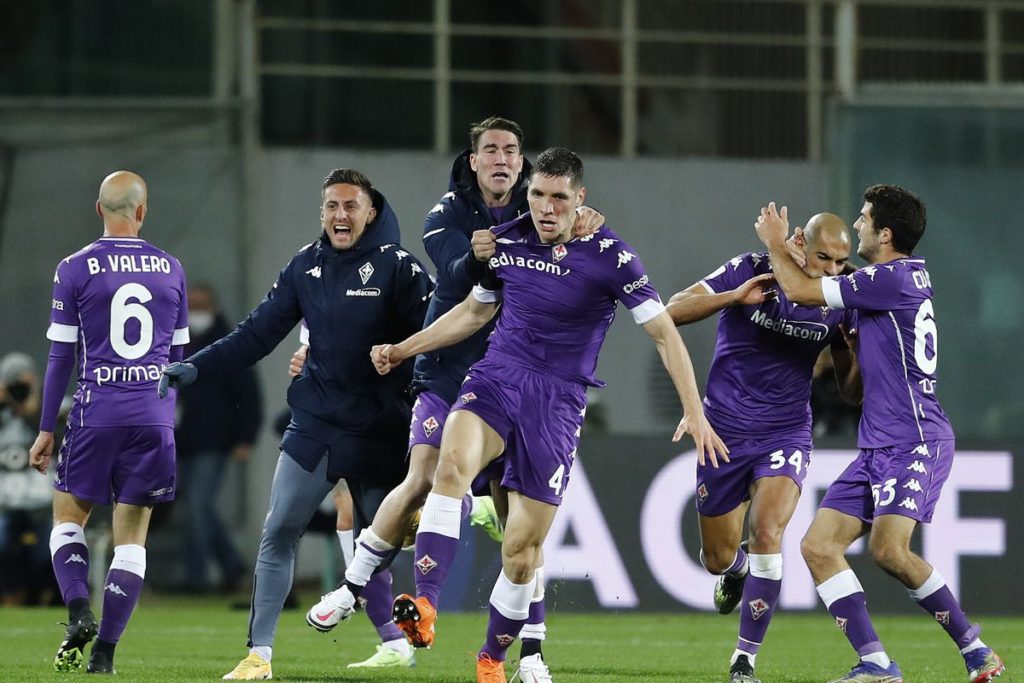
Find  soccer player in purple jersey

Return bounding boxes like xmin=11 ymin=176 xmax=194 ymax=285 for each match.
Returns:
xmin=28 ymin=171 xmax=189 ymax=675
xmin=755 ymin=186 xmax=1006 ymax=683
xmin=369 ymin=147 xmax=727 ymax=683
xmin=667 ymin=213 xmax=859 ymax=683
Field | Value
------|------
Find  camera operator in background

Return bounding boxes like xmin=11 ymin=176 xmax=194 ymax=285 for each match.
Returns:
xmin=0 ymin=352 xmax=57 ymax=605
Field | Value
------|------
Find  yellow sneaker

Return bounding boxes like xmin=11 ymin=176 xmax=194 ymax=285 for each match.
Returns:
xmin=222 ymin=652 xmax=272 ymax=680
xmin=347 ymin=644 xmax=416 ymax=668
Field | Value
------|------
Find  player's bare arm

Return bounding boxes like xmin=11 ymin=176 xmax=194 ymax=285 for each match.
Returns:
xmin=754 ymin=202 xmax=826 ymax=306
xmin=831 ymin=325 xmax=863 ymax=404
xmin=29 ymin=431 xmax=55 ymax=474
xmin=667 ymin=274 xmax=775 ymax=325
xmin=371 ymin=292 xmax=498 ymax=375
xmin=641 ymin=310 xmax=729 ymax=467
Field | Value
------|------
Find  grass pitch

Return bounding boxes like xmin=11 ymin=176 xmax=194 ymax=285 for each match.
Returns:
xmin=3 ymin=595 xmax=1020 ymax=682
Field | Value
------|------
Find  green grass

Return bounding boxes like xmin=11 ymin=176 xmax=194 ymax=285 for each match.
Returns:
xmin=4 ymin=596 xmax=1020 ymax=682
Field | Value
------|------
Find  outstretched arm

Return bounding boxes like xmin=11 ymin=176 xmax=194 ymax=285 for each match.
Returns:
xmin=667 ymin=275 xmax=775 ymax=325
xmin=371 ymin=289 xmax=498 ymax=375
xmin=754 ymin=202 xmax=826 ymax=306
xmin=642 ymin=310 xmax=729 ymax=467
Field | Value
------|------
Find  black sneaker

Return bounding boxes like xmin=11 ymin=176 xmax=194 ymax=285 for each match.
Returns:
xmin=53 ymin=609 xmax=99 ymax=672
xmin=730 ymin=654 xmax=762 ymax=683
xmin=86 ymin=647 xmax=116 ymax=674
xmin=713 ymin=541 xmax=750 ymax=614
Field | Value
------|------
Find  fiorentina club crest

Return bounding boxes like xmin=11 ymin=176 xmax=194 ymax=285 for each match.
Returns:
xmin=496 ymin=634 xmax=515 ymax=647
xmin=358 ymin=262 xmax=374 ymax=284
xmin=423 ymin=416 xmax=439 ymax=437
xmin=552 ymin=243 xmax=568 ymax=263
xmin=697 ymin=482 xmax=709 ymax=504
xmin=461 ymin=392 xmax=477 ymax=404
xmin=835 ymin=616 xmax=848 ymax=632
xmin=748 ymin=598 xmax=769 ymax=621
xmin=416 ymin=554 xmax=438 ymax=575
xmin=935 ymin=611 xmax=950 ymax=625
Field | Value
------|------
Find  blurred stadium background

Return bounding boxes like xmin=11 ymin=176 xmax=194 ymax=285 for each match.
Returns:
xmin=0 ymin=0 xmax=1021 ymax=617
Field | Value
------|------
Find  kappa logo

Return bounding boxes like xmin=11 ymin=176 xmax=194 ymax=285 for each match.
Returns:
xmin=898 ymin=497 xmax=919 ymax=512
xmin=411 ymin=262 xmax=424 ymax=275
xmin=729 ymin=256 xmax=744 ymax=270
xmin=461 ymin=392 xmax=477 ymax=404
xmin=306 ymin=265 xmax=322 ymax=279
xmin=616 ymin=250 xmax=636 ymax=269
xmin=358 ymin=262 xmax=374 ymax=284
xmin=552 ymin=243 xmax=568 ymax=263
xmin=846 ymin=273 xmax=859 ymax=292
xmin=423 ymin=416 xmax=440 ymax=437
xmin=750 ymin=253 xmax=764 ymax=266
xmin=496 ymin=634 xmax=515 ymax=647
xmin=748 ymin=598 xmax=770 ymax=621
xmin=912 ymin=443 xmax=931 ymax=457
xmin=105 ymin=583 xmax=128 ymax=597
xmin=65 ymin=553 xmax=86 ymax=565
xmin=907 ymin=460 xmax=928 ymax=474
xmin=394 ymin=249 xmax=410 ymax=260
xmin=697 ymin=482 xmax=709 ymax=504
xmin=598 ymin=238 xmax=617 ymax=253
xmin=835 ymin=616 xmax=848 ymax=633
xmin=935 ymin=611 xmax=950 ymax=625
xmin=863 ymin=265 xmax=878 ymax=281
xmin=415 ymin=554 xmax=438 ymax=575
xmin=903 ymin=478 xmax=923 ymax=492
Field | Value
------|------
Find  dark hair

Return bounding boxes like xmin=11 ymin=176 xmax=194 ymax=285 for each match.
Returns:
xmin=323 ymin=168 xmax=373 ymax=197
xmin=469 ymin=116 xmax=524 ymax=152
xmin=863 ymin=184 xmax=926 ymax=255
xmin=531 ymin=147 xmax=584 ymax=189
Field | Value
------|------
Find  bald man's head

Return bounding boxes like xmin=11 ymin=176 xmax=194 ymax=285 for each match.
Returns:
xmin=801 ymin=212 xmax=850 ymax=278
xmin=97 ymin=171 xmax=148 ymax=228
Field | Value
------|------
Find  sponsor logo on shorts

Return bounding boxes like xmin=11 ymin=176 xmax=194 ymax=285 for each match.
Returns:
xmin=496 ymin=634 xmax=515 ymax=647
xmin=898 ymin=497 xmax=919 ymax=512
xmin=346 ymin=287 xmax=381 ymax=297
xmin=65 ymin=553 xmax=86 ymax=565
xmin=423 ymin=416 xmax=439 ymax=437
xmin=696 ymin=482 xmax=709 ymax=504
xmin=835 ymin=616 xmax=848 ymax=632
xmin=935 ymin=610 xmax=950 ymax=625
xmin=903 ymin=478 xmax=923 ymax=492
xmin=461 ymin=392 xmax=477 ymax=404
xmin=149 ymin=486 xmax=173 ymax=497
xmin=907 ymin=460 xmax=927 ymax=474
xmin=748 ymin=598 xmax=769 ymax=621
xmin=105 ymin=583 xmax=128 ymax=597
xmin=552 ymin=243 xmax=567 ymax=263
xmin=416 ymin=554 xmax=438 ymax=575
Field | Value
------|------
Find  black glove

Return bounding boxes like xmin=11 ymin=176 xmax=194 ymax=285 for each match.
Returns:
xmin=158 ymin=362 xmax=198 ymax=398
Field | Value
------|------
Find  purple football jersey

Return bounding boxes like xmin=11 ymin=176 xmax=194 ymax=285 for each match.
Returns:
xmin=47 ymin=237 xmax=189 ymax=427
xmin=478 ymin=216 xmax=665 ymax=386
xmin=821 ymin=257 xmax=954 ymax=447
xmin=701 ymin=252 xmax=853 ymax=441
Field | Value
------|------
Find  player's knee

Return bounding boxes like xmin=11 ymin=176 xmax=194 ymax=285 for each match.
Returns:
xmin=501 ymin=542 xmax=539 ymax=582
xmin=700 ymin=545 xmax=735 ymax=575
xmin=868 ymin=536 xmax=906 ymax=572
xmin=748 ymin=524 xmax=784 ymax=553
xmin=800 ymin=531 xmax=832 ymax=568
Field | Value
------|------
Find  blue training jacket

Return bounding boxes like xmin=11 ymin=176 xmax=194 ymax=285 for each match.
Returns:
xmin=412 ymin=150 xmax=532 ymax=404
xmin=189 ymin=188 xmax=433 ymax=483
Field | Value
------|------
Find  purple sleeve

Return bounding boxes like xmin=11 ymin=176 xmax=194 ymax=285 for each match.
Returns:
xmin=39 ymin=341 xmax=76 ymax=432
xmin=46 ymin=260 xmax=81 ymax=343
xmin=700 ymin=253 xmax=758 ymax=294
xmin=169 ymin=344 xmax=184 ymax=363
xmin=606 ymin=243 xmax=665 ymax=325
xmin=822 ymin=265 xmax=905 ymax=311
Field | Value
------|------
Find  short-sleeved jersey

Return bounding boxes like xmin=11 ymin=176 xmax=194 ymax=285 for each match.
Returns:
xmin=476 ymin=216 xmax=664 ymax=386
xmin=700 ymin=252 xmax=853 ymax=441
xmin=47 ymin=237 xmax=188 ymax=428
xmin=821 ymin=257 xmax=954 ymax=448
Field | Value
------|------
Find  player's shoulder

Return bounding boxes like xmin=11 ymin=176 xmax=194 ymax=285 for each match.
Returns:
xmin=140 ymin=241 xmax=185 ymax=271
xmin=425 ymin=190 xmax=468 ymax=221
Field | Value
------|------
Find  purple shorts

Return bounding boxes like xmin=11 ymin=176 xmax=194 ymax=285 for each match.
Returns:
xmin=452 ymin=353 xmax=586 ymax=506
xmin=55 ymin=425 xmax=176 ymax=505
xmin=819 ymin=439 xmax=954 ymax=524
xmin=410 ymin=391 xmax=503 ymax=496
xmin=409 ymin=391 xmax=450 ymax=451
xmin=696 ymin=435 xmax=811 ymax=516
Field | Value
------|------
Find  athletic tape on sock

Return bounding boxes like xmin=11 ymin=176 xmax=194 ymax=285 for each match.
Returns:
xmin=418 ymin=493 xmax=464 ymax=539
xmin=816 ymin=569 xmax=864 ymax=609
xmin=110 ymin=544 xmax=146 ymax=578
xmin=489 ymin=570 xmax=534 ymax=621
xmin=748 ymin=553 xmax=783 ymax=581
xmin=49 ymin=522 xmax=86 ymax=555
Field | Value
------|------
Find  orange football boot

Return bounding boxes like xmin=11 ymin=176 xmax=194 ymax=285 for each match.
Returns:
xmin=476 ymin=653 xmax=507 ymax=683
xmin=392 ymin=593 xmax=436 ymax=648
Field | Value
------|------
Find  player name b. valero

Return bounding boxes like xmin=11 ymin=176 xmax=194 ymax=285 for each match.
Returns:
xmin=85 ymin=253 xmax=173 ymax=275
xmin=750 ymin=309 xmax=829 ymax=341
xmin=488 ymin=251 xmax=570 ymax=276
xmin=92 ymin=362 xmax=166 ymax=386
